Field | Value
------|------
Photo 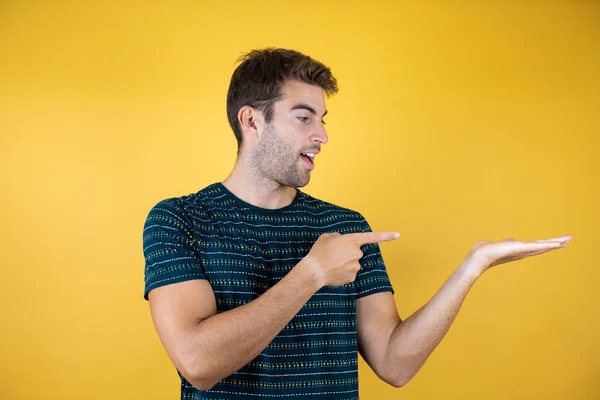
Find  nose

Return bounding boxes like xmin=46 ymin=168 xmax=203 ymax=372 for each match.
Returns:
xmin=310 ymin=123 xmax=328 ymax=145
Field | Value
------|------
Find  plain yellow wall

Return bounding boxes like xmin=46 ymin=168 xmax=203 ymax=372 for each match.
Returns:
xmin=1 ymin=1 xmax=598 ymax=399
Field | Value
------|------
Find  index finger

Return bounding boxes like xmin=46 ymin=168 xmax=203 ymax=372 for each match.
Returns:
xmin=345 ymin=231 xmax=400 ymax=245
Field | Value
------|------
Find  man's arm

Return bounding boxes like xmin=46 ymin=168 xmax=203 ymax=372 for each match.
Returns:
xmin=356 ymin=236 xmax=571 ymax=388
xmin=149 ymin=260 xmax=320 ymax=391
xmin=356 ymin=262 xmax=476 ymax=387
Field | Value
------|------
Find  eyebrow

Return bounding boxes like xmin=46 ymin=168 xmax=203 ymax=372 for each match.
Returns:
xmin=290 ymin=103 xmax=328 ymax=118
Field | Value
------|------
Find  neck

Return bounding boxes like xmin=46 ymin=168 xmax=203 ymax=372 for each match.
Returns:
xmin=221 ymin=153 xmax=298 ymax=210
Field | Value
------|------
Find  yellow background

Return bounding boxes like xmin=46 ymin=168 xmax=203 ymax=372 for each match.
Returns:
xmin=1 ymin=1 xmax=598 ymax=399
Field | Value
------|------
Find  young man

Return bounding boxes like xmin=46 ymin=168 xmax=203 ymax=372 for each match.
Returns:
xmin=142 ymin=48 xmax=571 ymax=399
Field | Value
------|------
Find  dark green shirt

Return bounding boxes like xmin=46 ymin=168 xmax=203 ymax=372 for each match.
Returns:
xmin=143 ymin=182 xmax=394 ymax=399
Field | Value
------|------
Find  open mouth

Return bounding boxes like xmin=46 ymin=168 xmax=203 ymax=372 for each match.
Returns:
xmin=300 ymin=153 xmax=315 ymax=167
xmin=300 ymin=153 xmax=315 ymax=170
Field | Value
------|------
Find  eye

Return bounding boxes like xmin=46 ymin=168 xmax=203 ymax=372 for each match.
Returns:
xmin=297 ymin=116 xmax=310 ymax=123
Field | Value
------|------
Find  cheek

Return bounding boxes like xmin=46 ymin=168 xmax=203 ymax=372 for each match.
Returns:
xmin=279 ymin=126 xmax=302 ymax=146
xmin=291 ymin=126 xmax=310 ymax=142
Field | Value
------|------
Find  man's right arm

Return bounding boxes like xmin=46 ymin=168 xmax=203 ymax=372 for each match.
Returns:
xmin=148 ymin=258 xmax=321 ymax=392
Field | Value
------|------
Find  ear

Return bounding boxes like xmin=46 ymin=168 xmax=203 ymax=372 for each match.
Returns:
xmin=238 ymin=106 xmax=265 ymax=142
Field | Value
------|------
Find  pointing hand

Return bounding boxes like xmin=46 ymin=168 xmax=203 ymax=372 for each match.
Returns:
xmin=302 ymin=231 xmax=400 ymax=288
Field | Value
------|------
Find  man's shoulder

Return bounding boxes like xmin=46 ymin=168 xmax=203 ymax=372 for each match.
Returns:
xmin=145 ymin=182 xmax=220 ymax=219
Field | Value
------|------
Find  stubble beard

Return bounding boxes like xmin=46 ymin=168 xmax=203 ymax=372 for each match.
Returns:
xmin=251 ymin=122 xmax=310 ymax=189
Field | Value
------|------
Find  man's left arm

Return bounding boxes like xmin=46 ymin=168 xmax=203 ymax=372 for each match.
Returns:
xmin=356 ymin=236 xmax=571 ymax=388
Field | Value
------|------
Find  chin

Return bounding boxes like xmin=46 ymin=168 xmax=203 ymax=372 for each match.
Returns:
xmin=275 ymin=168 xmax=312 ymax=189
xmin=295 ymin=178 xmax=311 ymax=188
xmin=280 ymin=176 xmax=310 ymax=189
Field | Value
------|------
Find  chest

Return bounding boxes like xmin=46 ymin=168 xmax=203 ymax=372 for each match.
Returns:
xmin=192 ymin=210 xmax=356 ymax=312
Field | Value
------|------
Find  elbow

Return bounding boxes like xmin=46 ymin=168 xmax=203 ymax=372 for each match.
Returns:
xmin=189 ymin=377 xmax=217 ymax=392
xmin=381 ymin=352 xmax=424 ymax=388
xmin=386 ymin=376 xmax=409 ymax=388
xmin=179 ymin=359 xmax=220 ymax=392
xmin=181 ymin=366 xmax=219 ymax=392
xmin=381 ymin=366 xmax=413 ymax=388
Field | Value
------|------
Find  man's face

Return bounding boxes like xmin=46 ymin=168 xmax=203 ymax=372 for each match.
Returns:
xmin=252 ymin=79 xmax=328 ymax=188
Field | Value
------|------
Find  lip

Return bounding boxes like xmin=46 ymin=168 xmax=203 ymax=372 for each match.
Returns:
xmin=299 ymin=154 xmax=315 ymax=171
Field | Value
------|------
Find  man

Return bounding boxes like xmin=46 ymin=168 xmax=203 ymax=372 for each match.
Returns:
xmin=142 ymin=48 xmax=571 ymax=399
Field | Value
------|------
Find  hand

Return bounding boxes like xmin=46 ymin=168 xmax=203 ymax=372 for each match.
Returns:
xmin=465 ymin=235 xmax=573 ymax=276
xmin=302 ymin=231 xmax=400 ymax=288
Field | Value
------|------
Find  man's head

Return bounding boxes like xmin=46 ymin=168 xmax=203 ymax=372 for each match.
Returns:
xmin=226 ymin=48 xmax=338 ymax=188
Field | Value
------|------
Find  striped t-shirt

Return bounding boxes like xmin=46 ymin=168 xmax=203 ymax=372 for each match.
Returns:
xmin=142 ymin=182 xmax=394 ymax=399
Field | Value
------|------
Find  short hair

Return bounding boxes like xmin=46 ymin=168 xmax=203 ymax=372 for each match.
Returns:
xmin=226 ymin=48 xmax=338 ymax=152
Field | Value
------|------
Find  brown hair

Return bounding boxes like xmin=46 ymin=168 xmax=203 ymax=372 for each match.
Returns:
xmin=226 ymin=48 xmax=338 ymax=152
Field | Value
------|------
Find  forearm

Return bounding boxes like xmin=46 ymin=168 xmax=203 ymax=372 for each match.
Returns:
xmin=386 ymin=259 xmax=482 ymax=386
xmin=184 ymin=259 xmax=321 ymax=390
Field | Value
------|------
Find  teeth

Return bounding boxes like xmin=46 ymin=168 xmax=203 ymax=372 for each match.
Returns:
xmin=305 ymin=153 xmax=315 ymax=159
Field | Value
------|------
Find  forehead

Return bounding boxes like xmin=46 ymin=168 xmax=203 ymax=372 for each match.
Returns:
xmin=276 ymin=79 xmax=326 ymax=111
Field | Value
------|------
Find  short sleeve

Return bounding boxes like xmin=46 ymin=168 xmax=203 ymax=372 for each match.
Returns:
xmin=355 ymin=216 xmax=395 ymax=299
xmin=142 ymin=198 xmax=207 ymax=300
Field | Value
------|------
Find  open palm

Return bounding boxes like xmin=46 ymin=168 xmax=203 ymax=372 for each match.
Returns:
xmin=467 ymin=235 xmax=572 ymax=273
